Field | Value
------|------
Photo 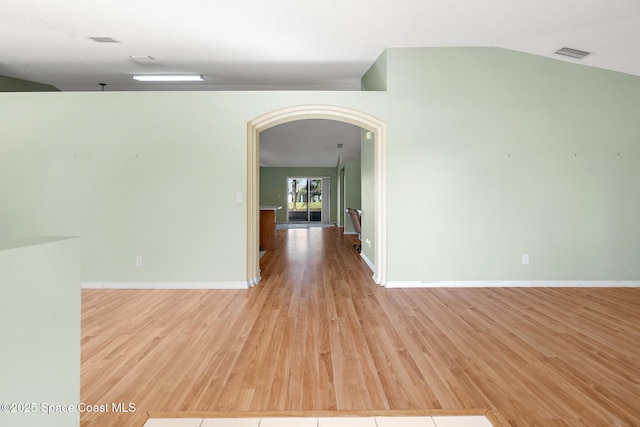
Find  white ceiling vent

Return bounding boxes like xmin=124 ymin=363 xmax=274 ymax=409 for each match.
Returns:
xmin=88 ymin=37 xmax=120 ymax=43
xmin=555 ymin=47 xmax=590 ymax=59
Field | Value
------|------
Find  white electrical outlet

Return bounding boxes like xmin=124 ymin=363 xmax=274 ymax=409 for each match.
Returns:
xmin=522 ymin=254 xmax=529 ymax=265
xmin=236 ymin=192 xmax=243 ymax=202
xmin=136 ymin=256 xmax=143 ymax=266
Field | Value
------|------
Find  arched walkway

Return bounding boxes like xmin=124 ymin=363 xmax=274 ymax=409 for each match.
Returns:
xmin=247 ymin=105 xmax=387 ymax=286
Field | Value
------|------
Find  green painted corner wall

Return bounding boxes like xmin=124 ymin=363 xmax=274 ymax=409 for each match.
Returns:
xmin=0 ymin=237 xmax=80 ymax=427
xmin=260 ymin=167 xmax=338 ymax=223
xmin=341 ymin=160 xmax=361 ymax=234
xmin=0 ymin=74 xmax=59 ymax=92
xmin=337 ymin=168 xmax=346 ymax=227
xmin=361 ymin=50 xmax=387 ymax=91
xmin=360 ymin=135 xmax=375 ymax=264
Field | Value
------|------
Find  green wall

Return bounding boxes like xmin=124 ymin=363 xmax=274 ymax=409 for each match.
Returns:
xmin=361 ymin=50 xmax=387 ymax=91
xmin=0 ymin=237 xmax=80 ymax=427
xmin=260 ymin=167 xmax=338 ymax=223
xmin=385 ymin=47 xmax=640 ymax=281
xmin=1 ymin=47 xmax=639 ymax=285
xmin=0 ymin=91 xmax=381 ymax=284
xmin=360 ymin=134 xmax=375 ymax=264
xmin=338 ymin=168 xmax=346 ymax=227
xmin=340 ymin=160 xmax=361 ymax=234
xmin=0 ymin=74 xmax=58 ymax=92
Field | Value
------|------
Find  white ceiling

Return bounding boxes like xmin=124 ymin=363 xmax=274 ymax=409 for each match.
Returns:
xmin=1 ymin=0 xmax=640 ymax=92
xmin=260 ymin=120 xmax=362 ymax=167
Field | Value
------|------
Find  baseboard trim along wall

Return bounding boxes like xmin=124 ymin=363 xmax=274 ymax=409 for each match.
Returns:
xmin=82 ymin=280 xmax=640 ymax=290
xmin=82 ymin=282 xmax=249 ymax=290
xmin=360 ymin=252 xmax=375 ymax=272
xmin=384 ymin=281 xmax=640 ymax=288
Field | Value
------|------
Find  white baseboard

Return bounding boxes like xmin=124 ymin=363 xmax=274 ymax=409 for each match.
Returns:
xmin=82 ymin=280 xmax=640 ymax=290
xmin=384 ymin=280 xmax=640 ymax=288
xmin=82 ymin=282 xmax=249 ymax=290
xmin=360 ymin=252 xmax=375 ymax=272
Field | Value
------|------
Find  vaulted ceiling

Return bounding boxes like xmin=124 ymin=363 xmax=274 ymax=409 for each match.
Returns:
xmin=2 ymin=0 xmax=639 ymax=92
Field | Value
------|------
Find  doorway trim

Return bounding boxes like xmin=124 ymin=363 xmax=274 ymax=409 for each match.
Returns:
xmin=247 ymin=104 xmax=387 ymax=286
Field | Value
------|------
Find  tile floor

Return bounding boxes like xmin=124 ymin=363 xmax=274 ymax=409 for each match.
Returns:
xmin=143 ymin=415 xmax=493 ymax=427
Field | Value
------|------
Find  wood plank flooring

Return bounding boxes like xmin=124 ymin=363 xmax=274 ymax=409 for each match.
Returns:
xmin=81 ymin=226 xmax=640 ymax=426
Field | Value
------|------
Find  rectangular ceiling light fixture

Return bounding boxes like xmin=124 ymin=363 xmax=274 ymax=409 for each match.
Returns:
xmin=555 ymin=47 xmax=591 ymax=59
xmin=132 ymin=75 xmax=204 ymax=82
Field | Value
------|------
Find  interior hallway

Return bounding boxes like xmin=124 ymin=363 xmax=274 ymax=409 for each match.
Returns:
xmin=81 ymin=226 xmax=640 ymax=426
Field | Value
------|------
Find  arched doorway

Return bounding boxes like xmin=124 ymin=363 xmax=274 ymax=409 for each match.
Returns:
xmin=247 ymin=105 xmax=387 ymax=287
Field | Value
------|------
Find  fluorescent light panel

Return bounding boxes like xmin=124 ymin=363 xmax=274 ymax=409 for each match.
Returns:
xmin=129 ymin=55 xmax=156 ymax=61
xmin=88 ymin=37 xmax=120 ymax=43
xmin=133 ymin=75 xmax=204 ymax=82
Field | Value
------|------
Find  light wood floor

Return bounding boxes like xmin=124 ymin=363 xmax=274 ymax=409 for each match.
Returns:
xmin=81 ymin=226 xmax=640 ymax=427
